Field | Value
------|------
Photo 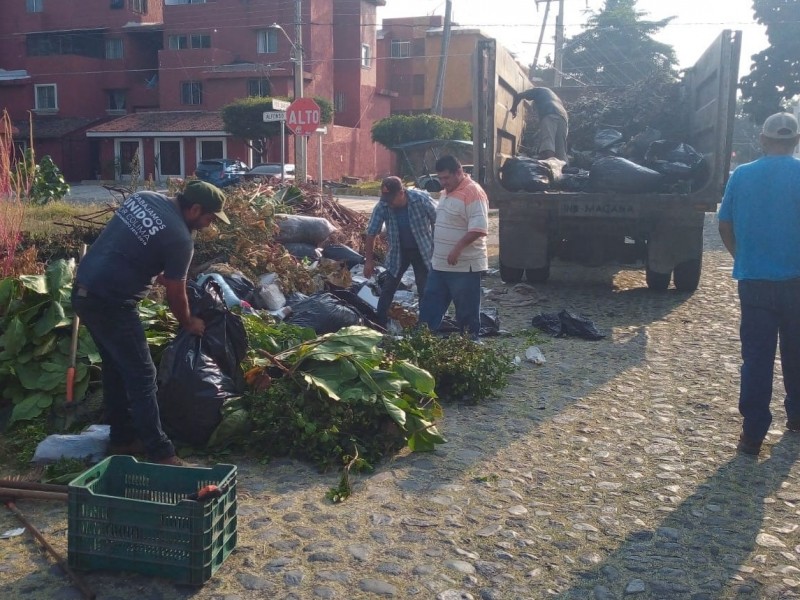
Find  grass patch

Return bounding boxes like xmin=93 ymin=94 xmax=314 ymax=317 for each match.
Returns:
xmin=21 ymin=201 xmax=112 ymax=238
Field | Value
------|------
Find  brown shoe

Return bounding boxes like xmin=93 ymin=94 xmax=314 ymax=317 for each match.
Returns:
xmin=737 ymin=432 xmax=762 ymax=456
xmin=108 ymin=439 xmax=146 ymax=455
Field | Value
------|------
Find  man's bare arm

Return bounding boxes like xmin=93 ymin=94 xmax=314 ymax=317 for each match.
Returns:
xmin=718 ymin=220 xmax=736 ymax=258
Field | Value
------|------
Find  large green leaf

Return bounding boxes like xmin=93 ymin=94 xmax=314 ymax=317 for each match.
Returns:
xmin=0 ymin=277 xmax=17 ymax=314
xmin=33 ymin=301 xmax=69 ymax=337
xmin=15 ymin=361 xmax=66 ymax=391
xmin=33 ymin=333 xmax=59 ymax=357
xmin=380 ymin=395 xmax=407 ymax=428
xmin=10 ymin=392 xmax=51 ymax=424
xmin=45 ymin=259 xmax=75 ymax=300
xmin=302 ymin=374 xmax=342 ymax=400
xmin=2 ymin=317 xmax=27 ymax=354
xmin=394 ymin=360 xmax=436 ymax=396
xmin=407 ymin=418 xmax=447 ymax=452
xmin=19 ymin=274 xmax=48 ymax=295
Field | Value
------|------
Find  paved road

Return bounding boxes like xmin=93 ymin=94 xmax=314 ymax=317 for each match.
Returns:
xmin=5 ymin=211 xmax=799 ymax=599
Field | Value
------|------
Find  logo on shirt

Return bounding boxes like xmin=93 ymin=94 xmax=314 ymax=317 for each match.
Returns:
xmin=119 ymin=194 xmax=167 ymax=246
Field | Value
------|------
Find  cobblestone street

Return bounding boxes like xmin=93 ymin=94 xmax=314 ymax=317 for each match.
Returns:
xmin=1 ymin=214 xmax=799 ymax=600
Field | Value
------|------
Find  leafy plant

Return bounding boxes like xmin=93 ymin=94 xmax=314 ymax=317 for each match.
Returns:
xmin=0 ymin=260 xmax=100 ymax=426
xmin=384 ymin=328 xmax=517 ymax=402
xmin=0 ymin=420 xmax=48 ymax=467
xmin=17 ymin=151 xmax=71 ymax=205
xmin=371 ymin=114 xmax=472 ymax=149
xmin=244 ymin=326 xmax=445 ymax=470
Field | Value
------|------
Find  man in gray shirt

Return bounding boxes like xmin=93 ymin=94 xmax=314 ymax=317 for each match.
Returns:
xmin=73 ymin=180 xmax=229 ymax=465
xmin=510 ymin=86 xmax=569 ymax=161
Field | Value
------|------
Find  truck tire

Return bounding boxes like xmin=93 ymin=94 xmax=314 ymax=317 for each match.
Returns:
xmin=673 ymin=258 xmax=702 ymax=292
xmin=645 ymin=266 xmax=671 ymax=291
xmin=500 ymin=263 xmax=524 ymax=283
xmin=525 ymin=264 xmax=550 ymax=284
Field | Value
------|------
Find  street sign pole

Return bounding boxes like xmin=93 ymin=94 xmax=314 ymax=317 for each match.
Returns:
xmin=281 ymin=125 xmax=285 ymax=183
xmin=263 ymin=109 xmax=288 ymax=183
xmin=316 ymin=126 xmax=327 ymax=193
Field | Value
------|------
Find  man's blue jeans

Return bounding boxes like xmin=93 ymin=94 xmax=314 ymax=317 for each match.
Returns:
xmin=72 ymin=289 xmax=174 ymax=460
xmin=418 ymin=269 xmax=482 ymax=338
xmin=376 ymin=248 xmax=428 ymax=327
xmin=738 ymin=279 xmax=800 ymax=442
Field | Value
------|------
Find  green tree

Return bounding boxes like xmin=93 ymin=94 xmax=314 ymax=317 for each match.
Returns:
xmin=555 ymin=0 xmax=678 ymax=86
xmin=739 ymin=0 xmax=800 ymax=123
xmin=370 ymin=114 xmax=471 ymax=149
xmin=221 ymin=96 xmax=333 ymax=162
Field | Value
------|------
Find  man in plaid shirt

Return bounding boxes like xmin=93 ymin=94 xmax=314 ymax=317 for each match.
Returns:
xmin=364 ymin=176 xmax=436 ymax=327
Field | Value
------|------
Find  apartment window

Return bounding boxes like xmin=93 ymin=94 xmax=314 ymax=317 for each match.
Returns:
xmin=107 ymin=90 xmax=127 ymax=111
xmin=199 ymin=139 xmax=224 ymax=160
xmin=413 ymin=74 xmax=425 ymax=96
xmin=247 ymin=78 xmax=270 ymax=97
xmin=391 ymin=40 xmax=410 ymax=58
xmin=257 ymin=30 xmax=277 ymax=54
xmin=361 ymin=44 xmax=371 ymax=68
xmin=105 ymin=38 xmax=123 ymax=59
xmin=181 ymin=81 xmax=202 ymax=105
xmin=110 ymin=0 xmax=124 ymax=7
xmin=168 ymin=35 xmax=187 ymax=49
xmin=35 ymin=84 xmax=57 ymax=110
xmin=334 ymin=92 xmax=345 ymax=113
xmin=131 ymin=0 xmax=147 ymax=13
xmin=190 ymin=34 xmax=211 ymax=49
xmin=26 ymin=0 xmax=43 ymax=12
xmin=27 ymin=31 xmax=104 ymax=58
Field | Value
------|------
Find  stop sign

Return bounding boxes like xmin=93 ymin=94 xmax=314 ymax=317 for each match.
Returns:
xmin=285 ymin=98 xmax=321 ymax=136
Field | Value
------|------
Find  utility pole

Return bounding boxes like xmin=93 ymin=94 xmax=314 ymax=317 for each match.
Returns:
xmin=532 ymin=0 xmax=552 ymax=76
xmin=553 ymin=0 xmax=565 ymax=87
xmin=431 ymin=0 xmax=452 ymax=115
xmin=294 ymin=0 xmax=307 ymax=183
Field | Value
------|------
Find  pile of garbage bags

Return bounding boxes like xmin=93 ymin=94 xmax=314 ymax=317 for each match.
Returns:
xmin=500 ymin=125 xmax=708 ymax=195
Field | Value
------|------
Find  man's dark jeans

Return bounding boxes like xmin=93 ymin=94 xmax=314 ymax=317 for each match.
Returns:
xmin=71 ymin=289 xmax=174 ymax=460
xmin=418 ymin=269 xmax=482 ymax=339
xmin=738 ymin=279 xmax=800 ymax=442
xmin=376 ymin=248 xmax=428 ymax=327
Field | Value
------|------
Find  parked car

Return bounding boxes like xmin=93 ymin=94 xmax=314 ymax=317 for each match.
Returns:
xmin=194 ymin=159 xmax=248 ymax=188
xmin=416 ymin=164 xmax=474 ymax=192
xmin=243 ymin=163 xmax=296 ymax=183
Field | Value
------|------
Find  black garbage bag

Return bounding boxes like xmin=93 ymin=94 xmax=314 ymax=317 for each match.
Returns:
xmin=557 ymin=169 xmax=592 ymax=192
xmin=158 ymin=281 xmax=248 ymax=447
xmin=479 ymin=307 xmax=501 ymax=337
xmin=276 ymin=214 xmax=337 ymax=245
xmin=283 ymin=242 xmax=322 ymax=261
xmin=322 ymin=243 xmax=365 ymax=268
xmin=589 ymin=156 xmax=663 ymax=193
xmin=285 ymin=292 xmax=363 ymax=334
xmin=645 ymin=140 xmax=708 ymax=189
xmin=324 ymin=284 xmax=383 ymax=330
xmin=594 ymin=128 xmax=625 ymax=153
xmin=628 ymin=127 xmax=662 ymax=160
xmin=500 ymin=157 xmax=556 ymax=192
xmin=221 ymin=272 xmax=256 ymax=304
xmin=532 ymin=309 xmax=606 ymax=340
xmin=285 ymin=291 xmax=310 ymax=306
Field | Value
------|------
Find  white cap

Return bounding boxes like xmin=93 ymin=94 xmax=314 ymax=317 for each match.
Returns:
xmin=762 ymin=112 xmax=799 ymax=140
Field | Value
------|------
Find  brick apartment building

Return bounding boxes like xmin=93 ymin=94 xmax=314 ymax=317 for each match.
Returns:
xmin=0 ymin=0 xmax=393 ymax=183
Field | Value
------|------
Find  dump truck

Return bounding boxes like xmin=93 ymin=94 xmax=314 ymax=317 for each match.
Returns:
xmin=473 ymin=31 xmax=742 ymax=291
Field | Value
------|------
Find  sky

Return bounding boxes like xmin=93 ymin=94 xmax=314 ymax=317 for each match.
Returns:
xmin=377 ymin=0 xmax=767 ymax=81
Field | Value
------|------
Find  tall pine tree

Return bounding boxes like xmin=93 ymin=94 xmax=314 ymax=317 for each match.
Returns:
xmin=739 ymin=0 xmax=800 ymax=123
xmin=557 ymin=0 xmax=678 ymax=86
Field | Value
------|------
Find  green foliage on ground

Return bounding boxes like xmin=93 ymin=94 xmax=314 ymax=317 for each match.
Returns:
xmin=0 ymin=259 xmax=100 ymax=428
xmin=385 ymin=328 xmax=517 ymax=402
xmin=740 ymin=0 xmax=800 ymax=123
xmin=242 ymin=326 xmax=445 ymax=470
xmin=15 ymin=150 xmax=70 ymax=205
xmin=371 ymin=114 xmax=472 ymax=149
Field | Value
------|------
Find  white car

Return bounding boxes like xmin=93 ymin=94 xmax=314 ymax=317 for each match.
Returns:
xmin=243 ymin=163 xmax=296 ymax=183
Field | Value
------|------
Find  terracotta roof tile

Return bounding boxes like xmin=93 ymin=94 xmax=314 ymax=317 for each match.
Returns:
xmin=14 ymin=116 xmax=105 ymax=139
xmin=87 ymin=111 xmax=226 ymax=134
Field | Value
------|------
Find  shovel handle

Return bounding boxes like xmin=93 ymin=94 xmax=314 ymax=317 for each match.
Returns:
xmin=66 ymin=366 xmax=76 ymax=403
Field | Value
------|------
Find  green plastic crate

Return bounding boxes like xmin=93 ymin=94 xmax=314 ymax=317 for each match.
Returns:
xmin=67 ymin=455 xmax=237 ymax=586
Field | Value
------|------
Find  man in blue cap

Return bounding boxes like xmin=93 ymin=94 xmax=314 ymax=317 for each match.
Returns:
xmin=72 ymin=180 xmax=229 ymax=465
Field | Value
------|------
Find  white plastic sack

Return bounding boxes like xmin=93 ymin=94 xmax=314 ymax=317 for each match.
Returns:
xmin=32 ymin=424 xmax=110 ymax=464
xmin=254 ymin=273 xmax=287 ymax=310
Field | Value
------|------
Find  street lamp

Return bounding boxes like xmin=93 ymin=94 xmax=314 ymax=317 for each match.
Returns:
xmin=269 ymin=22 xmax=306 ymax=183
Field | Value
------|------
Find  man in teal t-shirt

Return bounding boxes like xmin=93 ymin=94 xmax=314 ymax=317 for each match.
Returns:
xmin=718 ymin=112 xmax=800 ymax=456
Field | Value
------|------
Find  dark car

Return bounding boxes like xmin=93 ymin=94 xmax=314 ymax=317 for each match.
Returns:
xmin=243 ymin=163 xmax=296 ymax=184
xmin=416 ymin=164 xmax=474 ymax=193
xmin=194 ymin=159 xmax=248 ymax=188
